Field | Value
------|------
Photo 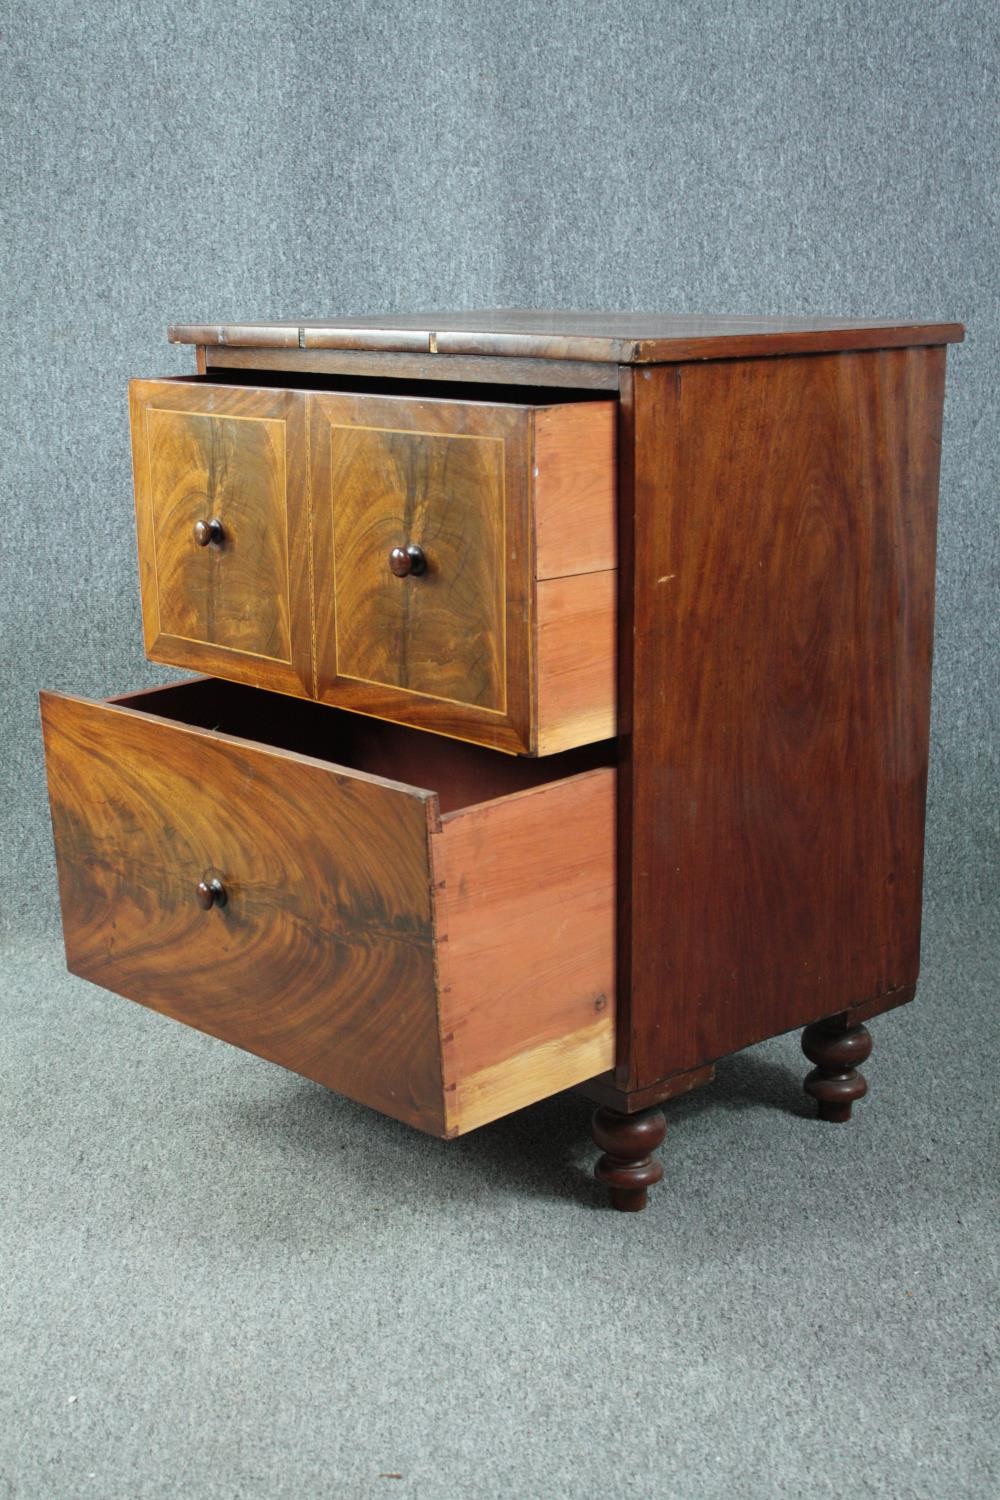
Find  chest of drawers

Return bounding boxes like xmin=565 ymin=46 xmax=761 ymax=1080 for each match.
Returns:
xmin=41 ymin=310 xmax=963 ymax=1211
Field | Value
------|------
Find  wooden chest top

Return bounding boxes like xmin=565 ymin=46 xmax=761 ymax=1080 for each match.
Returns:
xmin=167 ymin=308 xmax=965 ymax=365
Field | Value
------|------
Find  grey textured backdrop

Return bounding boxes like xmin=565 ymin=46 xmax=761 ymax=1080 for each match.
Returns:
xmin=0 ymin=5 xmax=997 ymax=1498
xmin=1 ymin=0 xmax=997 ymax=936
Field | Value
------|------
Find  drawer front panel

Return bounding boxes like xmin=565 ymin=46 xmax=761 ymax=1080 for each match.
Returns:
xmin=40 ymin=689 xmax=445 ymax=1133
xmin=148 ymin=406 xmax=290 ymax=657
xmin=130 ymin=381 xmax=313 ymax=697
xmin=329 ymin=422 xmax=505 ymax=708
xmin=311 ymin=393 xmax=532 ymax=750
xmin=130 ymin=381 xmax=616 ymax=754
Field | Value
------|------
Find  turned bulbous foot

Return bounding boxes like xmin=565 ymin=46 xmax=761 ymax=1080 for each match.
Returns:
xmin=802 ymin=1017 xmax=872 ymax=1123
xmin=592 ymin=1106 xmax=666 ymax=1212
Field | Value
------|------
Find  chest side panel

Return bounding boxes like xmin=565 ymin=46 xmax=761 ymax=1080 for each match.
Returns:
xmin=622 ymin=347 xmax=946 ymax=1086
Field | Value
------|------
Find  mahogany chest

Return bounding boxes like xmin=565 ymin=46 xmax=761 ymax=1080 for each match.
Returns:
xmin=41 ymin=309 xmax=963 ymax=1209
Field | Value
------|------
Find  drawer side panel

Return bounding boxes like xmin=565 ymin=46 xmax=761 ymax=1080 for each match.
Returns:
xmin=533 ymin=402 xmax=616 ymax=578
xmin=433 ymin=768 xmax=616 ymax=1135
xmin=534 ymin=570 xmax=617 ymax=755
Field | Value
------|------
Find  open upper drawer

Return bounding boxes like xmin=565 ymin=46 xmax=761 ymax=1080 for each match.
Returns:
xmin=129 ymin=376 xmax=617 ymax=755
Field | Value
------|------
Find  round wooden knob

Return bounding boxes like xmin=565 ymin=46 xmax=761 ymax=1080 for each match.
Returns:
xmin=193 ymin=517 xmax=225 ymax=547
xmin=388 ymin=543 xmax=427 ymax=578
xmin=195 ymin=877 xmax=227 ymax=910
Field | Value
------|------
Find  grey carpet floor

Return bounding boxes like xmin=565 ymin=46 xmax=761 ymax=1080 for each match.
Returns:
xmin=1 ymin=904 xmax=996 ymax=1500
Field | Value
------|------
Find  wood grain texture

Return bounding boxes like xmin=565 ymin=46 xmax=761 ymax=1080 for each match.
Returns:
xmin=533 ymin=402 xmax=616 ymax=578
xmin=41 ymin=680 xmax=618 ymax=1139
xmin=148 ymin=407 xmax=289 ymax=656
xmin=802 ymin=1016 xmax=873 ymax=1123
xmin=130 ymin=379 xmax=313 ymax=696
xmin=534 ymin=571 xmax=616 ymax=756
xmin=307 ymin=391 xmax=618 ymax=755
xmin=329 ymin=421 xmax=506 ymax=709
xmin=40 ymin=688 xmax=446 ymax=1132
xmin=169 ymin=309 xmax=964 ymax=364
xmin=169 ymin=322 xmax=302 ymax=348
xmin=451 ymin=1022 xmax=613 ymax=1139
xmin=434 ymin=769 xmax=616 ymax=1135
xmin=130 ymin=380 xmax=618 ymax=754
xmin=303 ymin=326 xmax=439 ymax=353
xmin=592 ymin=1106 xmax=666 ymax=1212
xmin=618 ymin=347 xmax=948 ymax=1088
xmin=108 ymin=676 xmax=616 ymax=813
xmin=310 ymin=391 xmax=532 ymax=751
xmin=581 ymin=1064 xmax=716 ymax=1112
xmin=202 ymin=346 xmax=623 ymax=391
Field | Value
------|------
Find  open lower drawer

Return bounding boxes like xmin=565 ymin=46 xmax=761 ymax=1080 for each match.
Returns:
xmin=40 ymin=678 xmax=616 ymax=1137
